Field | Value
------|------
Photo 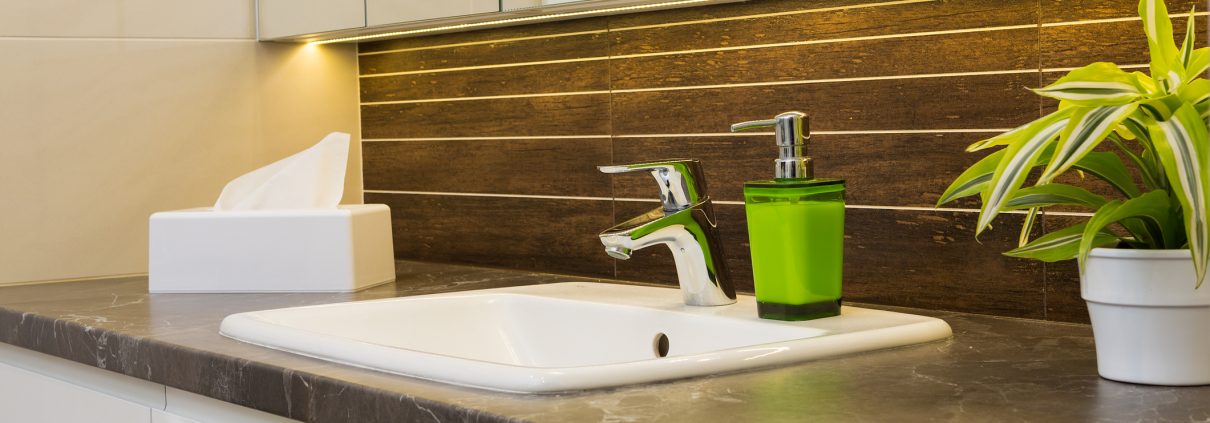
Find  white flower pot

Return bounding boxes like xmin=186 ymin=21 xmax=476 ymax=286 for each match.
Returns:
xmin=1081 ymin=248 xmax=1210 ymax=386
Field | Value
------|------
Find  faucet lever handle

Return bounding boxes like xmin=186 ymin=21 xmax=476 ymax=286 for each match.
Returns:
xmin=598 ymin=159 xmax=708 ymax=212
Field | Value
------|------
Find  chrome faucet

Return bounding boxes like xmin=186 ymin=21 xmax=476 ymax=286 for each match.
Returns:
xmin=597 ymin=159 xmax=736 ymax=306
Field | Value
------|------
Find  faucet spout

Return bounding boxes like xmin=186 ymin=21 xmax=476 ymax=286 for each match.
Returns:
xmin=599 ymin=201 xmax=736 ymax=306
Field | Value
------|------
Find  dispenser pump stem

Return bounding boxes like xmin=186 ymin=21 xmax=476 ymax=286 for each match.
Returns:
xmin=730 ymin=111 xmax=813 ymax=179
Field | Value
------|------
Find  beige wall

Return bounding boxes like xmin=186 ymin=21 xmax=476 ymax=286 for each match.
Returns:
xmin=0 ymin=1 xmax=362 ymax=285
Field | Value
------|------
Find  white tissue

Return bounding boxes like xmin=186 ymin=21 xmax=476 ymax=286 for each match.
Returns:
xmin=214 ymin=132 xmax=350 ymax=211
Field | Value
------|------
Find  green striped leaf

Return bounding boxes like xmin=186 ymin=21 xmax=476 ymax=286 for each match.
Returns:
xmin=1019 ymin=207 xmax=1041 ymax=247
xmin=976 ymin=114 xmax=1069 ymax=235
xmin=1006 ymin=222 xmax=1119 ymax=262
xmin=1187 ymin=47 xmax=1209 ymax=78
xmin=967 ymin=108 xmax=1070 ymax=152
xmin=1038 ymin=104 xmax=1139 ymax=183
xmin=1179 ymin=7 xmax=1197 ymax=69
xmin=1004 ymin=184 xmax=1109 ymax=211
xmin=1147 ymin=103 xmax=1210 ymax=287
xmin=1032 ymin=63 xmax=1145 ymax=105
xmin=937 ymin=150 xmax=1004 ymax=206
xmin=1140 ymin=0 xmax=1184 ymax=91
xmin=1179 ymin=79 xmax=1210 ymax=105
xmin=1079 ymin=190 xmax=1175 ymax=272
xmin=1109 ymin=136 xmax=1163 ymax=190
xmin=1070 ymin=151 xmax=1142 ymax=198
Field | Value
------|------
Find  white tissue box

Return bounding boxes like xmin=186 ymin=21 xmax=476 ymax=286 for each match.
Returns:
xmin=149 ymin=204 xmax=396 ymax=293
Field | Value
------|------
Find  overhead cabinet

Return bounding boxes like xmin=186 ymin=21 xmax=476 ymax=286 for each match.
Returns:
xmin=257 ymin=0 xmax=367 ymax=40
xmin=257 ymin=0 xmax=747 ymax=42
xmin=366 ymin=0 xmax=499 ymax=27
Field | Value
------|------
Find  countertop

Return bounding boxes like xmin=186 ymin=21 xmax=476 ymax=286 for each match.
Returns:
xmin=1 ymin=261 xmax=1209 ymax=422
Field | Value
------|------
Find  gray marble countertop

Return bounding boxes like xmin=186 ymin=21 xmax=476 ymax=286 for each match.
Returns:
xmin=1 ymin=261 xmax=1208 ymax=422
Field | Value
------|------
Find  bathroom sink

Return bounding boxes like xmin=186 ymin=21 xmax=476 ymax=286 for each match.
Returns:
xmin=219 ymin=282 xmax=951 ymax=393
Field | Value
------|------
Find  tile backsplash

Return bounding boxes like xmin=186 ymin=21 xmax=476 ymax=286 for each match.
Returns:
xmin=358 ymin=0 xmax=1208 ymax=323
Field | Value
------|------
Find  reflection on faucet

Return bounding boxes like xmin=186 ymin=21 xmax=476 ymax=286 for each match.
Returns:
xmin=598 ymin=160 xmax=736 ymax=306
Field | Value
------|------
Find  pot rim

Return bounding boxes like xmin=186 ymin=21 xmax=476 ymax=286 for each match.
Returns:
xmin=1088 ymin=247 xmax=1193 ymax=260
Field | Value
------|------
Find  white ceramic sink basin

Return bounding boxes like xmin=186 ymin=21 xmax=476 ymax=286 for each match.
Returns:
xmin=220 ymin=282 xmax=951 ymax=393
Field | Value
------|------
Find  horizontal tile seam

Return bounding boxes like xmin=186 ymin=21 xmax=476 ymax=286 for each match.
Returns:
xmin=355 ymin=0 xmax=933 ymax=56
xmin=357 ymin=22 xmax=1040 ymax=78
xmin=360 ymin=129 xmax=1014 ymax=142
xmin=357 ymin=29 xmax=609 ymax=56
xmin=1040 ymin=11 xmax=1209 ymax=27
xmin=360 ymin=61 xmax=1152 ymax=106
xmin=359 ymin=67 xmax=1050 ymax=106
xmin=355 ymin=11 xmax=1183 ymax=77
xmin=363 ymin=190 xmax=1093 ymax=216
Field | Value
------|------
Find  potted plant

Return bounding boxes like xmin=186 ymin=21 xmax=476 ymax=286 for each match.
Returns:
xmin=938 ymin=0 xmax=1209 ymax=385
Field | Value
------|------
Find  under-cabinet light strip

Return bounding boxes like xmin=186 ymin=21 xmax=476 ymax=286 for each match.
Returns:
xmin=312 ymin=0 xmax=715 ymax=45
xmin=608 ymin=0 xmax=935 ymax=32
xmin=355 ymin=0 xmax=936 ymax=56
xmin=363 ymin=190 xmax=1095 ymax=216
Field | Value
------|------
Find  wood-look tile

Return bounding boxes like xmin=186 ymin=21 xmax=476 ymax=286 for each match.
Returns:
xmin=610 ymin=28 xmax=1039 ymax=90
xmin=611 ymin=73 xmax=1040 ymax=134
xmin=366 ymin=193 xmax=616 ymax=278
xmin=362 ymin=138 xmax=612 ymax=196
xmin=610 ymin=133 xmax=991 ymax=207
xmin=361 ymin=93 xmax=610 ymax=138
xmin=609 ymin=0 xmax=1037 ymax=56
xmin=605 ymin=0 xmax=856 ymax=29
xmin=1040 ymin=0 xmax=1205 ymax=23
xmin=1041 ymin=17 xmax=1206 ymax=69
xmin=615 ymin=203 xmax=1047 ymax=318
xmin=359 ymin=32 xmax=608 ymax=75
xmin=358 ymin=17 xmax=608 ymax=53
xmin=1041 ymin=213 xmax=1091 ymax=323
xmin=360 ymin=61 xmax=609 ymax=102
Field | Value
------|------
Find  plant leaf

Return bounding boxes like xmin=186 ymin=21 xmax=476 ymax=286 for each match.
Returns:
xmin=1187 ymin=47 xmax=1209 ymax=78
xmin=1004 ymin=183 xmax=1109 ymax=211
xmin=1019 ymin=207 xmax=1040 ymax=247
xmin=1039 ymin=104 xmax=1139 ymax=183
xmin=1006 ymin=222 xmax=1118 ymax=262
xmin=1180 ymin=79 xmax=1210 ymax=105
xmin=1179 ymin=7 xmax=1197 ymax=68
xmin=1109 ymin=135 xmax=1163 ymax=190
xmin=1071 ymin=151 xmax=1143 ymax=198
xmin=1079 ymin=190 xmax=1174 ymax=272
xmin=1140 ymin=0 xmax=1184 ymax=91
xmin=1147 ymin=103 xmax=1210 ymax=287
xmin=937 ymin=149 xmax=1004 ymax=206
xmin=1031 ymin=63 xmax=1145 ymax=105
xmin=976 ymin=114 xmax=1070 ymax=235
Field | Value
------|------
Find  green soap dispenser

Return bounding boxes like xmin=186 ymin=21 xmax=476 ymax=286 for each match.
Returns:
xmin=731 ymin=111 xmax=845 ymax=321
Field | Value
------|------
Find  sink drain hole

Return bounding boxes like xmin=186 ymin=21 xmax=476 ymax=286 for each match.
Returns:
xmin=653 ymin=333 xmax=670 ymax=358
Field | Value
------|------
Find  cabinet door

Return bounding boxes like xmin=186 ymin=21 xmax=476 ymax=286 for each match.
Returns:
xmin=0 ymin=361 xmax=152 ymax=423
xmin=258 ymin=0 xmax=366 ymax=40
xmin=366 ymin=0 xmax=499 ymax=26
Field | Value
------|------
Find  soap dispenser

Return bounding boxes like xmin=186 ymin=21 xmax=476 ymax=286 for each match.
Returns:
xmin=731 ymin=111 xmax=845 ymax=321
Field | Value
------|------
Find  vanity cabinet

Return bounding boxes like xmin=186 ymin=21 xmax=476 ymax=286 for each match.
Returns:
xmin=0 ymin=343 xmax=294 ymax=423
xmin=257 ymin=0 xmax=366 ymax=40
xmin=366 ymin=0 xmax=499 ymax=26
